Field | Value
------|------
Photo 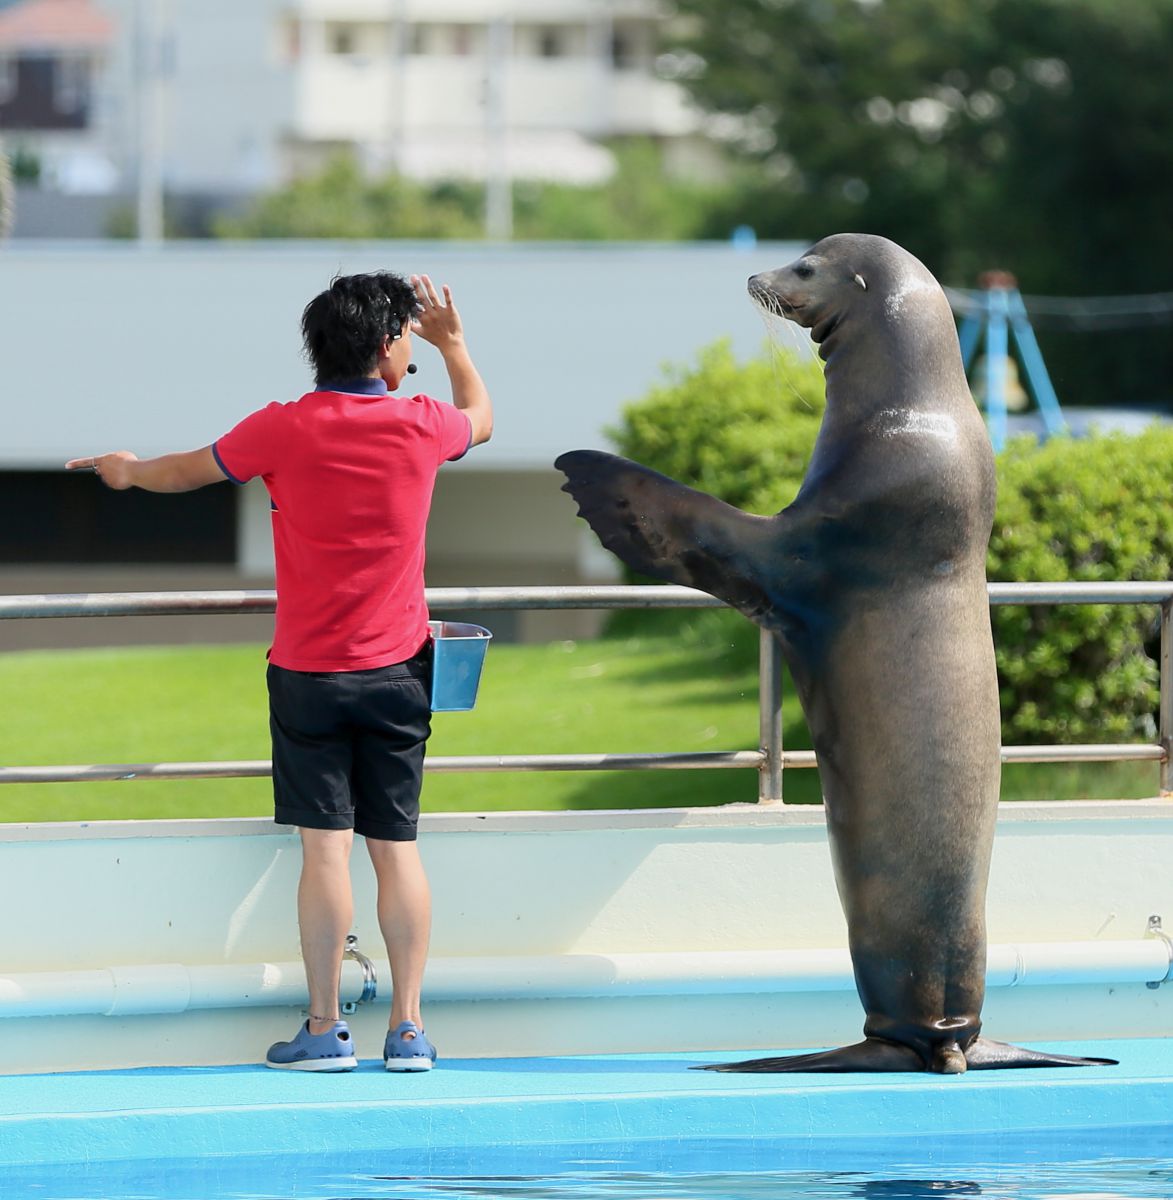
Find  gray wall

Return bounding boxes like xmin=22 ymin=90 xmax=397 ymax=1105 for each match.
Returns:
xmin=0 ymin=239 xmax=812 ymax=471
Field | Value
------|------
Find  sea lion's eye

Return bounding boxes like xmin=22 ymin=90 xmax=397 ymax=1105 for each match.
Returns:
xmin=793 ymin=263 xmax=815 ymax=279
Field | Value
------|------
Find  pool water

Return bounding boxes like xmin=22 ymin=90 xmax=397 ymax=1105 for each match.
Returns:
xmin=8 ymin=1137 xmax=1173 ymax=1200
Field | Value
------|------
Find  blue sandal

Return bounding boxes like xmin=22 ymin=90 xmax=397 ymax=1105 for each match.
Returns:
xmin=383 ymin=1021 xmax=437 ymax=1072
xmin=265 ymin=1020 xmax=358 ymax=1072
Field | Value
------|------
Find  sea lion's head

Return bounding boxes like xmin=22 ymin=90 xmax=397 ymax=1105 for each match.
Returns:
xmin=749 ymin=233 xmax=939 ymax=357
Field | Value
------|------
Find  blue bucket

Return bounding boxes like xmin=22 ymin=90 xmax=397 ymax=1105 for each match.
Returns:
xmin=427 ymin=620 xmax=492 ymax=712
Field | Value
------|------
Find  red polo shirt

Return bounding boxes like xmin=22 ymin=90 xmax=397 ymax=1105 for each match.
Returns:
xmin=213 ymin=379 xmax=471 ymax=672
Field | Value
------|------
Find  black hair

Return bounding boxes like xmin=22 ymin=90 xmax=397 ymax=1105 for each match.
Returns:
xmin=300 ymin=271 xmax=421 ymax=385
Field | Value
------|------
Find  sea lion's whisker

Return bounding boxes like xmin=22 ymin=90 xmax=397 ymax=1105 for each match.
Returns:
xmin=750 ymin=291 xmax=786 ymax=320
xmin=755 ymin=312 xmax=817 ymax=412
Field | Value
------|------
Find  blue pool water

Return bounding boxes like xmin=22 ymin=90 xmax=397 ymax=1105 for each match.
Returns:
xmin=6 ymin=1139 xmax=1173 ymax=1200
xmin=2 ymin=1041 xmax=1171 ymax=1198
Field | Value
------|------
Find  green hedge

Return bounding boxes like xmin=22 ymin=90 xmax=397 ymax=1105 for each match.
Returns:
xmin=989 ymin=430 xmax=1173 ymax=743
xmin=605 ymin=340 xmax=825 ymax=661
xmin=607 ymin=342 xmax=1173 ymax=743
xmin=607 ymin=339 xmax=826 ymax=515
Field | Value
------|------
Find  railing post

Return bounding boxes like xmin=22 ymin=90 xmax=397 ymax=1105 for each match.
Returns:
xmin=1161 ymin=601 xmax=1172 ymax=796
xmin=758 ymin=627 xmax=785 ymax=803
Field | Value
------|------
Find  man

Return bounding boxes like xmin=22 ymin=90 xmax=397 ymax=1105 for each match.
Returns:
xmin=67 ymin=271 xmax=493 ymax=1071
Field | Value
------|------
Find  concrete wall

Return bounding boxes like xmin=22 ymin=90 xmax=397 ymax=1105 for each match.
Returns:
xmin=0 ymin=240 xmax=809 ymax=470
xmin=0 ymin=800 xmax=1170 ymax=1074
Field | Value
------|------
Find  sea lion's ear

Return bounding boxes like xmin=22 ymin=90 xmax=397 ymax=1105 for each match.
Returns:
xmin=853 ymin=273 xmax=868 ymax=291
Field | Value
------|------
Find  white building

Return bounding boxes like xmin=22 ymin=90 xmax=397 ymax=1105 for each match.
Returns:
xmin=0 ymin=0 xmax=119 ymax=192
xmin=2 ymin=0 xmax=705 ymax=205
xmin=278 ymin=0 xmax=702 ymax=188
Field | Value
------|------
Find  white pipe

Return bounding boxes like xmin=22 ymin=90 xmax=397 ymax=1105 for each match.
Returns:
xmin=0 ymin=940 xmax=1168 ymax=1019
xmin=437 ymin=949 xmax=856 ymax=999
xmin=987 ymin=940 xmax=1172 ymax=987
xmin=0 ymin=961 xmax=313 ymax=1018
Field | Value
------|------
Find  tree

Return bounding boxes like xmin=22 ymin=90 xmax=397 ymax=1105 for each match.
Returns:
xmin=512 ymin=139 xmax=727 ymax=240
xmin=666 ymin=0 xmax=1173 ymax=407
xmin=213 ymin=154 xmax=484 ymax=240
xmin=215 ymin=141 xmax=734 ymax=243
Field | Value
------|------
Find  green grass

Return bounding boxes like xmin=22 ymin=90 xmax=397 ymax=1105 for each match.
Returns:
xmin=0 ymin=637 xmax=1159 ymax=823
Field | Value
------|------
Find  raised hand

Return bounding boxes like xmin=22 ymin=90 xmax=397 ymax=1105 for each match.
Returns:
xmin=410 ymin=274 xmax=464 ymax=352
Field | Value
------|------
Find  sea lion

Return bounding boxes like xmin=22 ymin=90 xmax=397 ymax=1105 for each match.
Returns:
xmin=555 ymin=233 xmax=1114 ymax=1073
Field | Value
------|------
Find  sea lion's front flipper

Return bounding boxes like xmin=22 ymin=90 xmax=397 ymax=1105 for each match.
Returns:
xmin=963 ymin=1038 xmax=1118 ymax=1069
xmin=696 ymin=1039 xmax=925 ymax=1074
xmin=555 ymin=449 xmax=776 ymax=622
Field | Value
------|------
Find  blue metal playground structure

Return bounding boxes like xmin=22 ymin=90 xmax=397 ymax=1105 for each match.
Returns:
xmin=957 ymin=270 xmax=1067 ymax=450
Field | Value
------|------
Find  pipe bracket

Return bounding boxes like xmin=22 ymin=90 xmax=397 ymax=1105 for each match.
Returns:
xmin=341 ymin=934 xmax=378 ymax=1013
xmin=1146 ymin=914 xmax=1172 ymax=988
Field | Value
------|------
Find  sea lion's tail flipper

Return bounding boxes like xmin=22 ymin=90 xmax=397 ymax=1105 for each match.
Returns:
xmin=695 ymin=1039 xmax=925 ymax=1074
xmin=962 ymin=1038 xmax=1118 ymax=1069
xmin=555 ymin=449 xmax=775 ymax=620
xmin=696 ymin=1036 xmax=1117 ymax=1074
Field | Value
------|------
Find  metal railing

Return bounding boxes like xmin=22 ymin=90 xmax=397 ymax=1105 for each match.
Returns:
xmin=1 ymin=582 xmax=1171 ymax=802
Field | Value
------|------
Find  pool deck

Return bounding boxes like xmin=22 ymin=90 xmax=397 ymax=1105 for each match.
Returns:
xmin=2 ymin=1037 xmax=1171 ymax=1170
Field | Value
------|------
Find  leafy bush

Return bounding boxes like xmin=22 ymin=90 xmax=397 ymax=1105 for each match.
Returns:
xmin=607 ymin=339 xmax=826 ymax=514
xmin=605 ymin=343 xmax=1173 ymax=744
xmin=989 ymin=429 xmax=1173 ymax=744
xmin=604 ymin=339 xmax=825 ymax=660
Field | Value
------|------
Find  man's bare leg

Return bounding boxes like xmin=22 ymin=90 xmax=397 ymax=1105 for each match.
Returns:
xmin=298 ymin=827 xmax=355 ymax=1035
xmin=366 ymin=837 xmax=432 ymax=1035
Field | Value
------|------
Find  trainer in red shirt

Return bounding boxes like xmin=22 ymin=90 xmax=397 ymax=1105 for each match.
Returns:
xmin=213 ymin=381 xmax=471 ymax=671
xmin=67 ymin=270 xmax=493 ymax=1074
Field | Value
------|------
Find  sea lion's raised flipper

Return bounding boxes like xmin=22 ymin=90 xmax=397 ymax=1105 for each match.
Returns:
xmin=963 ymin=1038 xmax=1118 ymax=1069
xmin=555 ymin=449 xmax=776 ymax=622
xmin=696 ymin=1038 xmax=926 ymax=1074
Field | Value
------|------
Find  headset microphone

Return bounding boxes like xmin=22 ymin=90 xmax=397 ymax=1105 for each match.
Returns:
xmin=406 ymin=363 xmax=418 ymax=374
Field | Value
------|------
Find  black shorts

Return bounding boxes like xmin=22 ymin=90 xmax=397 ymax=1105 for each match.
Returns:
xmin=266 ymin=644 xmax=433 ymax=841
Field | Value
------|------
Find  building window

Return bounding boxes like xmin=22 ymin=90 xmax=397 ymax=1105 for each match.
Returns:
xmin=611 ymin=31 xmax=635 ymax=70
xmin=276 ymin=17 xmax=300 ymax=63
xmin=405 ymin=22 xmax=482 ymax=56
xmin=449 ymin=23 xmax=474 ymax=56
xmin=326 ymin=22 xmax=357 ymax=56
xmin=53 ymin=55 xmax=89 ymax=114
xmin=537 ymin=27 xmax=563 ymax=58
xmin=611 ymin=23 xmax=649 ymax=70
